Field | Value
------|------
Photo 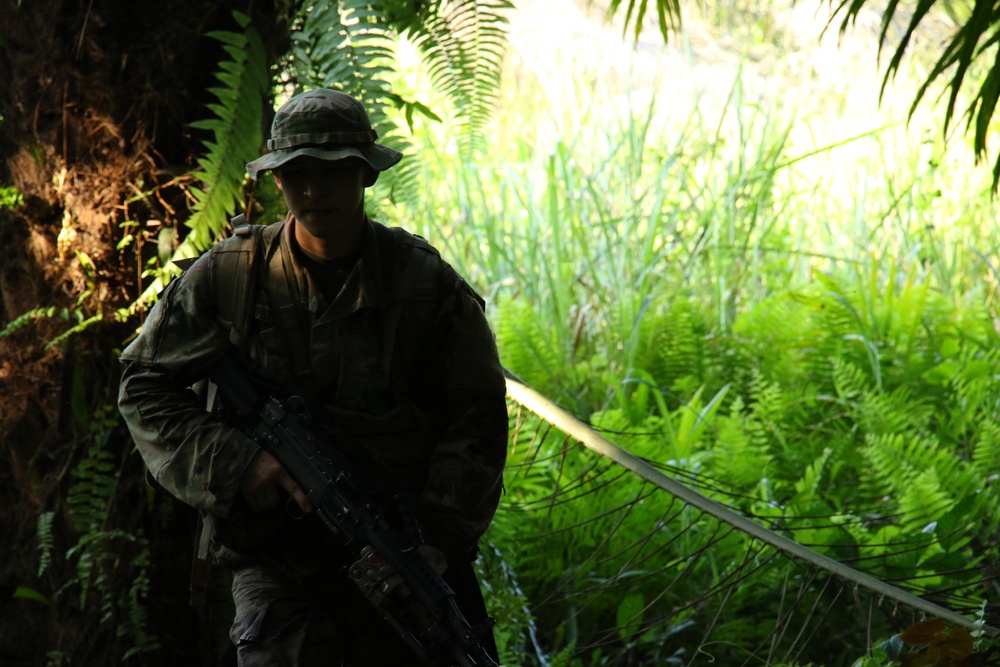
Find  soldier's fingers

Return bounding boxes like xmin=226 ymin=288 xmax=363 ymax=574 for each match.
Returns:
xmin=246 ymin=491 xmax=263 ymax=513
xmin=279 ymin=471 xmax=312 ymax=514
xmin=249 ymin=485 xmax=276 ymax=513
xmin=263 ymin=485 xmax=281 ymax=511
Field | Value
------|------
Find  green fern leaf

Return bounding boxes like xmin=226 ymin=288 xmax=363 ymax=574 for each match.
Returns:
xmin=36 ymin=511 xmax=55 ymax=577
xmin=135 ymin=11 xmax=268 ymax=308
xmin=288 ymin=1 xmax=424 ymax=209
xmin=182 ymin=13 xmax=268 ymax=251
xmin=391 ymin=0 xmax=512 ymax=159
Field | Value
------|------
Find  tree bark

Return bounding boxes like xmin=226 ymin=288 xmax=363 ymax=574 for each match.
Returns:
xmin=0 ymin=1 xmax=288 ymax=663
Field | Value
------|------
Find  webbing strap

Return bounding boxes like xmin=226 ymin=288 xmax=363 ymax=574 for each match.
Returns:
xmin=189 ymin=512 xmax=216 ymax=606
xmin=211 ymin=217 xmax=282 ymax=358
xmin=270 ymin=232 xmax=314 ymax=379
xmin=378 ymin=228 xmax=443 ymax=400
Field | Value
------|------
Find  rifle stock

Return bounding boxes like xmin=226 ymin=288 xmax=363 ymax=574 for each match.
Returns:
xmin=211 ymin=354 xmax=499 ymax=667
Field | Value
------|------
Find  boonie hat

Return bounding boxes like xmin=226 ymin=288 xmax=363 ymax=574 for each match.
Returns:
xmin=246 ymin=89 xmax=403 ymax=179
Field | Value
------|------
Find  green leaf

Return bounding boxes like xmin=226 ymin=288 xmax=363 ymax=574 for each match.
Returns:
xmin=616 ymin=592 xmax=645 ymax=642
xmin=13 ymin=586 xmax=51 ymax=605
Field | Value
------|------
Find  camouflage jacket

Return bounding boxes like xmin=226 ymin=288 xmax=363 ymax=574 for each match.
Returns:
xmin=118 ymin=217 xmax=508 ymax=561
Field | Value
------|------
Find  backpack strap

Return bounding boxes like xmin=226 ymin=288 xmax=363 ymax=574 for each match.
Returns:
xmin=268 ymin=232 xmax=314 ymax=379
xmin=379 ymin=227 xmax=434 ymax=379
xmin=210 ymin=215 xmax=282 ymax=358
xmin=375 ymin=225 xmax=465 ymax=402
xmin=190 ymin=213 xmax=277 ymax=606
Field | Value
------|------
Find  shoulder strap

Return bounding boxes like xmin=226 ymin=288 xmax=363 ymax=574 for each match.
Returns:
xmin=189 ymin=214 xmax=283 ymax=606
xmin=269 ymin=230 xmax=314 ymax=379
xmin=377 ymin=225 xmax=445 ymax=386
xmin=211 ymin=215 xmax=281 ymax=356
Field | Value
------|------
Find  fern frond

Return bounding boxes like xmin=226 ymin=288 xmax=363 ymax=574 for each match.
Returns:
xmin=863 ymin=432 xmax=974 ymax=510
xmin=59 ymin=400 xmax=161 ymax=657
xmin=135 ymin=11 xmax=268 ymax=306
xmin=860 ymin=384 xmax=934 ymax=435
xmin=288 ymin=0 xmax=424 ymax=209
xmin=67 ymin=444 xmax=118 ymax=536
xmin=36 ymin=511 xmax=55 ymax=577
xmin=183 ymin=13 xmax=268 ymax=250
xmin=507 ymin=377 xmax=997 ymax=637
xmin=493 ymin=296 xmax=567 ymax=400
xmin=711 ymin=395 xmax=775 ymax=492
xmin=831 ymin=356 xmax=869 ymax=403
xmin=972 ymin=420 xmax=1000 ymax=471
xmin=391 ymin=0 xmax=512 ymax=158
xmin=633 ymin=298 xmax=707 ymax=399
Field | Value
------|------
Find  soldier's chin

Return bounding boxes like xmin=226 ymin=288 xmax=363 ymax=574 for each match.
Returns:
xmin=301 ymin=209 xmax=337 ymax=222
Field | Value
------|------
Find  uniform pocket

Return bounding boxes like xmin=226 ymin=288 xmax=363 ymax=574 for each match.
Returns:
xmin=229 ymin=598 xmax=270 ymax=646
xmin=327 ymin=405 xmax=433 ymax=482
xmin=229 ymin=565 xmax=297 ymax=647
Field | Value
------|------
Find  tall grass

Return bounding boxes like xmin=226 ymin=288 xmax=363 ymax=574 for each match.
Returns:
xmin=375 ymin=5 xmax=1000 ymax=663
xmin=382 ymin=26 xmax=999 ymax=407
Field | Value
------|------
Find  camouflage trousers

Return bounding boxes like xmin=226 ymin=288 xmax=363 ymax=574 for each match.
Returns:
xmin=229 ymin=563 xmax=413 ymax=666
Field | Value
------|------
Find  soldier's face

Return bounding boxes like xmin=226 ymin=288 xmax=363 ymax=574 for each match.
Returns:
xmin=274 ymin=156 xmax=377 ymax=245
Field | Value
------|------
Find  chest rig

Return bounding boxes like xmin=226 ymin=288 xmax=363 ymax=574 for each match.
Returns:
xmin=208 ymin=215 xmax=449 ymax=402
xmin=187 ymin=216 xmax=456 ymax=604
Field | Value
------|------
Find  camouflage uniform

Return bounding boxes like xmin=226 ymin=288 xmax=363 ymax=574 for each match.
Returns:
xmin=118 ymin=90 xmax=507 ymax=666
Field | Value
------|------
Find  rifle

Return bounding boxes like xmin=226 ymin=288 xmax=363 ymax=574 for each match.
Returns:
xmin=210 ymin=353 xmax=500 ymax=667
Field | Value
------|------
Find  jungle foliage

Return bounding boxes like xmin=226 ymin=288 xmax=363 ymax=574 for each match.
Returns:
xmin=413 ymin=81 xmax=1000 ymax=663
xmin=6 ymin=0 xmax=1000 ymax=666
xmin=607 ymin=0 xmax=1000 ymax=188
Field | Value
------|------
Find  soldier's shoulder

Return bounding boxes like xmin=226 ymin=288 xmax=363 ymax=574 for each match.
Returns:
xmin=376 ymin=222 xmax=441 ymax=258
xmin=213 ymin=221 xmax=279 ymax=254
xmin=373 ymin=221 xmax=451 ymax=281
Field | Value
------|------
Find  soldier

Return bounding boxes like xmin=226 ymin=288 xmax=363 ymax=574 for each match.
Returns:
xmin=118 ymin=89 xmax=508 ymax=666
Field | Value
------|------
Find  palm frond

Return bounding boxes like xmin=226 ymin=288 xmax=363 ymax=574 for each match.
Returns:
xmin=606 ymin=0 xmax=684 ymax=43
xmin=832 ymin=0 xmax=1000 ymax=188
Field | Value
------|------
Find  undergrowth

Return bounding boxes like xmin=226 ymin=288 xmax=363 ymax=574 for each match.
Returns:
xmin=381 ymin=17 xmax=1000 ymax=662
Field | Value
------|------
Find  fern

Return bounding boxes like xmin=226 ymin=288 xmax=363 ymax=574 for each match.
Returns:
xmin=182 ymin=12 xmax=269 ymax=253
xmin=732 ymin=287 xmax=834 ymax=394
xmin=0 ymin=306 xmax=71 ymax=339
xmin=182 ymin=12 xmax=268 ymax=250
xmin=493 ymin=295 xmax=570 ymax=402
xmin=136 ymin=11 xmax=268 ymax=306
xmin=387 ymin=0 xmax=512 ymax=158
xmin=66 ymin=404 xmax=121 ymax=607
xmin=62 ymin=402 xmax=160 ymax=658
xmin=832 ymin=356 xmax=869 ymax=404
xmin=502 ymin=374 xmax=996 ymax=665
xmin=971 ymin=420 xmax=1000 ymax=472
xmin=633 ymin=298 xmax=707 ymax=403
xmin=859 ymin=384 xmax=934 ymax=437
xmin=287 ymin=0 xmax=425 ymax=210
xmin=712 ymin=395 xmax=775 ymax=492
xmin=36 ymin=511 xmax=55 ymax=577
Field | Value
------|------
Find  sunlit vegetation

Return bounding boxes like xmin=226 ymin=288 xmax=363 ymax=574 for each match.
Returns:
xmin=365 ymin=2 xmax=1000 ymax=664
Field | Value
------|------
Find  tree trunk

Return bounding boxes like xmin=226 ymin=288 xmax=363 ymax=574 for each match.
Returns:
xmin=0 ymin=1 xmax=288 ymax=664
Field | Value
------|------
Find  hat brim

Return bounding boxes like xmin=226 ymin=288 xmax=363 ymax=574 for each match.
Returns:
xmin=246 ymin=143 xmax=403 ymax=180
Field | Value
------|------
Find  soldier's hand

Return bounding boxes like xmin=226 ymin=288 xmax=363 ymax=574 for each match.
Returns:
xmin=417 ymin=544 xmax=449 ymax=575
xmin=239 ymin=449 xmax=313 ymax=515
